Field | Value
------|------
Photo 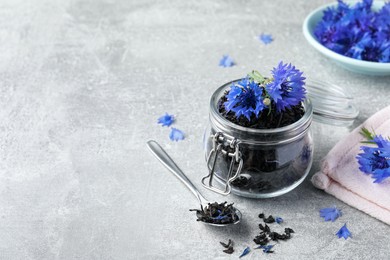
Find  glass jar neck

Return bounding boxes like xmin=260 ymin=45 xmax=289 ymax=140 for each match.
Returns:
xmin=209 ymin=79 xmax=313 ymax=146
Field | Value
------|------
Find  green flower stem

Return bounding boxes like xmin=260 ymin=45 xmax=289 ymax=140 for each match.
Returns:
xmin=360 ymin=127 xmax=376 ymax=144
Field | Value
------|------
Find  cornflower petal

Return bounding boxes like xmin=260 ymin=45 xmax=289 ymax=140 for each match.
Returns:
xmin=239 ymin=247 xmax=250 ymax=258
xmin=219 ymin=55 xmax=235 ymax=67
xmin=157 ymin=113 xmax=174 ymax=127
xmin=169 ymin=128 xmax=185 ymax=141
xmin=319 ymin=206 xmax=342 ymax=222
xmin=336 ymin=223 xmax=352 ymax=239
xmin=259 ymin=33 xmax=273 ymax=44
xmin=275 ymin=217 xmax=283 ymax=224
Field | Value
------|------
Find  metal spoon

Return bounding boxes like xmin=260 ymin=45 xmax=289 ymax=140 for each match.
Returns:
xmin=146 ymin=140 xmax=241 ymax=226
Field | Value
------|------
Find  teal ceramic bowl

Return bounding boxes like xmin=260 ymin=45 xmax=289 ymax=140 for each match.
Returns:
xmin=303 ymin=1 xmax=390 ymax=76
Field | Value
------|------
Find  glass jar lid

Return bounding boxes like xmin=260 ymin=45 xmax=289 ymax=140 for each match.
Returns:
xmin=306 ymin=79 xmax=359 ymax=126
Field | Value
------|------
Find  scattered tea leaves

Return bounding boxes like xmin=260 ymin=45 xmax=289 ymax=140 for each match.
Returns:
xmin=285 ymin=228 xmax=294 ymax=234
xmin=219 ymin=239 xmax=234 ymax=255
xmin=223 ymin=246 xmax=234 ymax=254
xmin=253 ymin=233 xmax=269 ymax=246
xmin=263 ymin=215 xmax=275 ymax=223
xmin=220 ymin=239 xmax=232 ymax=248
xmin=220 ymin=239 xmax=234 ymax=254
xmin=254 ymin=213 xmax=294 ymax=253
xmin=259 ymin=224 xmax=270 ymax=232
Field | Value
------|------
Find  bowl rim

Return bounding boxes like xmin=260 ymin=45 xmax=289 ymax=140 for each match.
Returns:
xmin=302 ymin=0 xmax=390 ymax=69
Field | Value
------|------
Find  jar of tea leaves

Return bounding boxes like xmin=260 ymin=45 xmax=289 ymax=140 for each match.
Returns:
xmin=201 ymin=62 xmax=357 ymax=198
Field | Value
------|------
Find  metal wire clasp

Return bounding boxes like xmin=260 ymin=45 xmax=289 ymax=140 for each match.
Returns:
xmin=201 ymin=132 xmax=243 ymax=195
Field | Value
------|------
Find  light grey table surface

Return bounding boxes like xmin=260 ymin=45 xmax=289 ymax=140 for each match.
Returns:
xmin=1 ymin=0 xmax=390 ymax=259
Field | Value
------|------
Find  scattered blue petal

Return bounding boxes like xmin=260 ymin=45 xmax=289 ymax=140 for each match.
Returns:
xmin=224 ymin=78 xmax=265 ymax=121
xmin=219 ymin=55 xmax=235 ymax=67
xmin=319 ymin=206 xmax=342 ymax=222
xmin=263 ymin=245 xmax=274 ymax=253
xmin=275 ymin=217 xmax=283 ymax=224
xmin=239 ymin=247 xmax=250 ymax=258
xmin=255 ymin=244 xmax=274 ymax=253
xmin=356 ymin=134 xmax=390 ymax=183
xmin=169 ymin=128 xmax=185 ymax=142
xmin=259 ymin=33 xmax=273 ymax=44
xmin=157 ymin=113 xmax=174 ymax=127
xmin=265 ymin=61 xmax=306 ymax=112
xmin=336 ymin=223 xmax=352 ymax=239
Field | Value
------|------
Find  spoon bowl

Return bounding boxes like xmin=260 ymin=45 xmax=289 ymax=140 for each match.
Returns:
xmin=195 ymin=207 xmax=242 ymax=227
xmin=147 ymin=140 xmax=241 ymax=226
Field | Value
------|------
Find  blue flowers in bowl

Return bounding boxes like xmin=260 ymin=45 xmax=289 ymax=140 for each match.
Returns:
xmin=303 ymin=0 xmax=390 ymax=76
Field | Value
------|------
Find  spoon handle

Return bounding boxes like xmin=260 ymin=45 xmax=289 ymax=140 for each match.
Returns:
xmin=146 ymin=140 xmax=207 ymax=204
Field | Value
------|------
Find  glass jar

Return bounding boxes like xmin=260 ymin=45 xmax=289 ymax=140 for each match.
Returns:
xmin=202 ymin=79 xmax=314 ymax=198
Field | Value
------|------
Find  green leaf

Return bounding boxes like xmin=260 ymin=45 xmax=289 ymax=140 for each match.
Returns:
xmin=361 ymin=140 xmax=376 ymax=145
xmin=360 ymin=127 xmax=375 ymax=141
xmin=248 ymin=70 xmax=265 ymax=84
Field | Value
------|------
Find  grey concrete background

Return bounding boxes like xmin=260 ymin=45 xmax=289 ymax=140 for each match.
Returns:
xmin=1 ymin=0 xmax=389 ymax=259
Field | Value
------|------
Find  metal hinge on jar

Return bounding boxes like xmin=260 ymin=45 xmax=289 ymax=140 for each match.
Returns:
xmin=201 ymin=132 xmax=243 ymax=195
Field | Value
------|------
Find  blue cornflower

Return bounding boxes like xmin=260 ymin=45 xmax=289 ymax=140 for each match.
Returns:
xmin=319 ymin=206 xmax=342 ymax=222
xmin=219 ymin=55 xmax=235 ymax=67
xmin=345 ymin=32 xmax=372 ymax=60
xmin=224 ymin=78 xmax=265 ymax=121
xmin=362 ymin=41 xmax=390 ymax=63
xmin=169 ymin=128 xmax=185 ymax=141
xmin=336 ymin=223 xmax=352 ymax=239
xmin=314 ymin=21 xmax=350 ymax=55
xmin=375 ymin=2 xmax=390 ymax=36
xmin=314 ymin=0 xmax=390 ymax=62
xmin=157 ymin=113 xmax=174 ymax=127
xmin=347 ymin=33 xmax=390 ymax=62
xmin=259 ymin=33 xmax=273 ymax=44
xmin=265 ymin=62 xmax=306 ymax=112
xmin=356 ymin=135 xmax=390 ymax=183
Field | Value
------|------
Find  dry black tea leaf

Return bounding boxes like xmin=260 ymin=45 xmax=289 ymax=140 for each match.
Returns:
xmin=253 ymin=234 xmax=269 ymax=245
xmin=220 ymin=239 xmax=234 ymax=254
xmin=263 ymin=215 xmax=275 ymax=223
xmin=285 ymin=228 xmax=294 ymax=234
xmin=220 ymin=239 xmax=232 ymax=248
xmin=223 ymin=246 xmax=234 ymax=254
